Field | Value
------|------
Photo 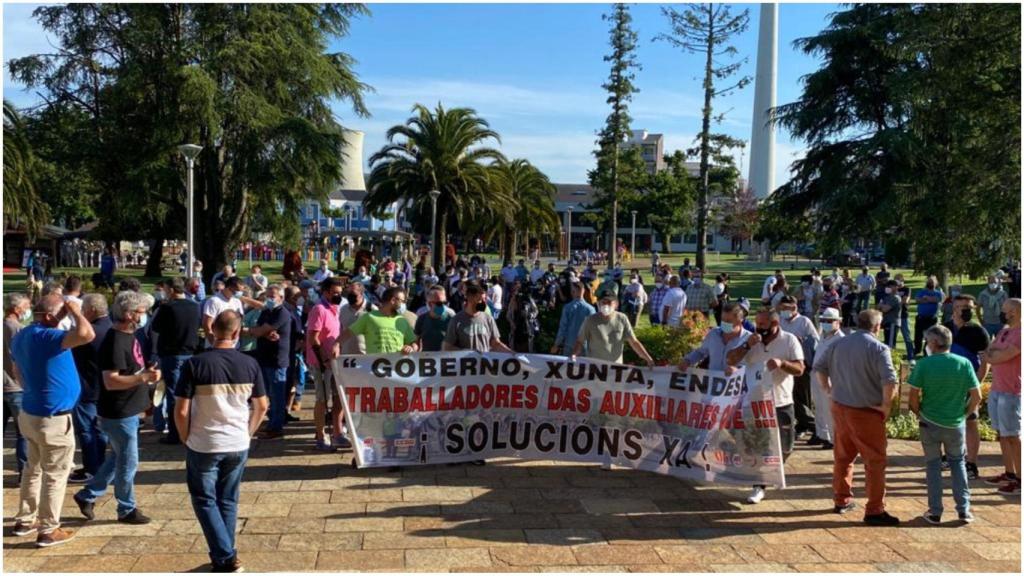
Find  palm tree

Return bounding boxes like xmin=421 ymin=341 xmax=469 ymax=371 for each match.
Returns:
xmin=3 ymin=100 xmax=49 ymax=239
xmin=467 ymin=159 xmax=561 ymax=263
xmin=365 ymin=103 xmax=513 ymax=270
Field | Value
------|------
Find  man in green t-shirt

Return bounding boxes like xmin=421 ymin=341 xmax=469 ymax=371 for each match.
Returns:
xmin=338 ymin=287 xmax=417 ymax=355
xmin=572 ymin=287 xmax=654 ymax=366
xmin=908 ymin=324 xmax=981 ymax=525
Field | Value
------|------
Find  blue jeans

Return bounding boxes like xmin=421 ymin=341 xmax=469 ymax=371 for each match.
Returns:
xmin=920 ymin=421 xmax=970 ymax=517
xmin=158 ymin=355 xmax=191 ymax=441
xmin=3 ymin=391 xmax=28 ymax=474
xmin=263 ymin=366 xmax=288 ymax=432
xmin=77 ymin=415 xmax=140 ymax=517
xmin=290 ymin=353 xmax=306 ymax=406
xmin=187 ymin=448 xmax=249 ymax=565
xmin=72 ymin=401 xmax=108 ymax=476
xmin=899 ymin=315 xmax=915 ymax=359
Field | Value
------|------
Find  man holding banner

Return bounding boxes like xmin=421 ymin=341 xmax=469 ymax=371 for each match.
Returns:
xmin=732 ymin=309 xmax=805 ymax=505
xmin=443 ymin=281 xmax=511 ymax=354
xmin=572 ymin=286 xmax=654 ymax=366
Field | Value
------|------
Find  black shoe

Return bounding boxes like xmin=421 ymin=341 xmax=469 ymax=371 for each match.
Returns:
xmin=158 ymin=437 xmax=181 ymax=446
xmin=833 ymin=502 xmax=856 ymax=515
xmin=806 ymin=435 xmax=824 ymax=446
xmin=73 ymin=493 xmax=95 ymax=521
xmin=864 ymin=511 xmax=900 ymax=526
xmin=212 ymin=556 xmax=243 ymax=573
xmin=67 ymin=469 xmax=92 ymax=484
xmin=117 ymin=509 xmax=152 ymax=525
xmin=820 ymin=441 xmax=834 ymax=450
xmin=965 ymin=462 xmax=980 ymax=480
xmin=285 ymin=413 xmax=299 ymax=422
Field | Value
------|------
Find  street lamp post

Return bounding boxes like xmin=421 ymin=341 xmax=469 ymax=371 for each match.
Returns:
xmin=429 ymin=190 xmax=441 ymax=268
xmin=630 ymin=210 xmax=637 ymax=261
xmin=566 ymin=206 xmax=574 ymax=265
xmin=177 ymin=144 xmax=203 ymax=279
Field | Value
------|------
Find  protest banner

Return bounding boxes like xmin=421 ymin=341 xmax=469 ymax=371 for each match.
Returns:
xmin=333 ymin=352 xmax=785 ymax=487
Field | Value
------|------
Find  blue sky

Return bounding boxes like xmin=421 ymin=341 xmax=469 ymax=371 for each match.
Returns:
xmin=3 ymin=2 xmax=840 ymax=185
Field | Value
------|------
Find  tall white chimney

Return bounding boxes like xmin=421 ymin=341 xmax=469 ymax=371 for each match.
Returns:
xmin=748 ymin=3 xmax=777 ymax=200
xmin=339 ymin=129 xmax=366 ymax=192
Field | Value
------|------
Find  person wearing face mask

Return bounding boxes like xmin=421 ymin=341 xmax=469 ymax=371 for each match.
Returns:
xmin=67 ymin=295 xmax=114 ymax=484
xmin=573 ymin=287 xmax=653 ymax=366
xmin=684 ymin=268 xmax=719 ymax=320
xmin=251 ymin=285 xmax=294 ymax=441
xmin=201 ymin=277 xmax=245 ymax=348
xmin=621 ymin=271 xmax=648 ymax=328
xmin=854 ymin=266 xmax=875 ymax=314
xmin=444 ymin=281 xmax=512 ymax=354
xmin=680 ymin=302 xmax=750 ymax=374
xmin=777 ymin=296 xmax=820 ymax=441
xmin=282 ymin=286 xmax=307 ymax=419
xmin=339 ymin=287 xmax=418 ymax=357
xmin=415 ymin=286 xmax=454 ymax=352
xmin=813 ymin=309 xmax=900 ymax=526
xmin=149 ymin=277 xmax=201 ymax=445
xmin=10 ymin=294 xmax=96 ymax=545
xmin=811 ymin=307 xmax=845 ymax=450
xmin=660 ymin=275 xmax=688 ymax=327
xmin=174 ymin=310 xmax=269 ymax=574
xmin=485 ymin=276 xmax=502 ymax=320
xmin=982 ymin=298 xmax=1022 ymax=495
xmin=892 ymin=274 xmax=915 ymax=363
xmin=878 ymin=279 xmax=903 ymax=353
xmin=731 ymin=309 xmax=805 ymax=505
xmin=941 ymin=284 xmax=961 ymax=325
xmin=978 ymin=274 xmax=1008 ymax=336
xmin=648 ymin=275 xmax=670 ymax=326
xmin=914 ymin=276 xmax=944 ymax=358
xmin=873 ymin=262 xmax=891 ymax=306
xmin=4 ymin=293 xmax=33 ymax=483
xmin=305 ymin=277 xmax=346 ymax=452
xmin=72 ymin=290 xmax=160 ymax=527
xmin=312 ymin=259 xmax=334 ymax=284
xmin=943 ymin=294 xmax=990 ymax=480
xmin=529 ymin=260 xmax=545 ymax=285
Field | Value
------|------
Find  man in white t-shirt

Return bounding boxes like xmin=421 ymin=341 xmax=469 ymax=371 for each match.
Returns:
xmin=201 ymin=277 xmax=245 ymax=346
xmin=761 ymin=273 xmax=779 ymax=305
xmin=487 ymin=280 xmax=504 ymax=320
xmin=660 ymin=275 xmax=687 ymax=328
xmin=734 ymin=309 xmax=805 ymax=505
xmin=312 ymin=260 xmax=334 ymax=284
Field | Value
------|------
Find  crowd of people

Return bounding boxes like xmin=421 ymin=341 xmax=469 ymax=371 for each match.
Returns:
xmin=2 ymin=249 xmax=1021 ymax=571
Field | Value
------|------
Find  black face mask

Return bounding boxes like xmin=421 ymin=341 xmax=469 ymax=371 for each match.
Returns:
xmin=960 ymin=309 xmax=973 ymax=323
xmin=346 ymin=293 xmax=359 ymax=306
xmin=474 ymin=301 xmax=487 ymax=312
xmin=756 ymin=328 xmax=772 ymax=339
xmin=329 ymin=294 xmax=344 ymax=306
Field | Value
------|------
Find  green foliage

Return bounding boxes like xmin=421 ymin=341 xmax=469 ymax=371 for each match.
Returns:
xmin=8 ymin=3 xmax=370 ymax=280
xmin=625 ymin=150 xmax=696 ymax=253
xmin=769 ymin=3 xmax=1021 ymax=278
xmin=623 ymin=311 xmax=711 ymax=366
xmin=3 ymin=100 xmax=49 ymax=238
xmin=365 ymin=103 xmax=512 ymax=271
xmin=588 ymin=3 xmax=641 ymax=267
xmin=886 ymin=411 xmax=998 ymax=442
xmin=656 ymin=3 xmax=750 ymax=270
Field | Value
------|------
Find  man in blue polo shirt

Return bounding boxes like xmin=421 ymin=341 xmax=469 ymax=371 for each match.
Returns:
xmin=10 ymin=294 xmax=95 ymax=547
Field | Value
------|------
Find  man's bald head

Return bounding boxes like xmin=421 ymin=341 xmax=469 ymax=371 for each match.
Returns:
xmin=34 ymin=294 xmax=65 ymax=327
xmin=212 ymin=310 xmax=242 ymax=342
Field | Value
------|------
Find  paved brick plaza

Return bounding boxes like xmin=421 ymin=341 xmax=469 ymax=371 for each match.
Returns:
xmin=3 ymin=415 xmax=1020 ymax=573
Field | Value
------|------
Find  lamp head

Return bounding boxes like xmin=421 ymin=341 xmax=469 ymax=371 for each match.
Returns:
xmin=177 ymin=144 xmax=203 ymax=160
xmin=428 ymin=190 xmax=441 ymax=201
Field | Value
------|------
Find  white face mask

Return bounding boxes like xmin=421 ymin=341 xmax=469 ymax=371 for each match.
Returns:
xmin=720 ymin=321 xmax=735 ymax=334
xmin=20 ymin=308 xmax=32 ymax=323
xmin=989 ymin=283 xmax=999 ymax=290
xmin=599 ymin=304 xmax=613 ymax=316
xmin=821 ymin=322 xmax=836 ymax=334
xmin=654 ymin=282 xmax=663 ymax=289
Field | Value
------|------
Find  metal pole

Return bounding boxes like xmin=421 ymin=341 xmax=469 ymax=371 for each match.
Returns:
xmin=430 ymin=196 xmax=438 ymax=265
xmin=567 ymin=207 xmax=574 ymax=265
xmin=631 ymin=210 xmax=637 ymax=261
xmin=186 ymin=157 xmax=194 ymax=278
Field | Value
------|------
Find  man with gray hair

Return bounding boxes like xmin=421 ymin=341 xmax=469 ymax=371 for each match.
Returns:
xmin=4 ymin=293 xmax=32 ymax=481
xmin=660 ymin=275 xmax=687 ymax=327
xmin=73 ymin=291 xmax=160 ymax=525
xmin=10 ymin=293 xmax=95 ymax=546
xmin=813 ymin=309 xmax=900 ymax=526
xmin=68 ymin=294 xmax=114 ymax=484
xmin=908 ymin=324 xmax=981 ymax=524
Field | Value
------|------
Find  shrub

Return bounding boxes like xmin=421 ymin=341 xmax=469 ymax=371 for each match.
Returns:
xmin=885 ymin=411 xmax=998 ymax=441
xmin=624 ymin=311 xmax=711 ymax=366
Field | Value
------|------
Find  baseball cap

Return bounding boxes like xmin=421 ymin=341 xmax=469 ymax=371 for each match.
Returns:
xmin=737 ymin=297 xmax=751 ymax=313
xmin=597 ymin=286 xmax=618 ymax=300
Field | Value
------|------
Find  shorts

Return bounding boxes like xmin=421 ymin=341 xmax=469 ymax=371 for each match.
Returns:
xmin=308 ymin=363 xmax=340 ymax=404
xmin=988 ymin=391 xmax=1021 ymax=437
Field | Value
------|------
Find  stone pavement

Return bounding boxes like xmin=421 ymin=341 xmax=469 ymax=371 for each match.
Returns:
xmin=3 ymin=416 xmax=1020 ymax=573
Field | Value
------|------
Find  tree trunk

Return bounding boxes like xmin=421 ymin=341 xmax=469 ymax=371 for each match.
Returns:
xmin=660 ymin=231 xmax=672 ymax=254
xmin=609 ymin=152 xmax=620 ymax=270
xmin=145 ymin=237 xmax=165 ymax=278
xmin=433 ymin=215 xmax=447 ymax=272
xmin=695 ymin=12 xmax=715 ymax=272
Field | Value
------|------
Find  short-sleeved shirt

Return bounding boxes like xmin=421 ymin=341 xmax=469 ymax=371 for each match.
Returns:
xmin=978 ymin=289 xmax=1008 ymax=325
xmin=415 ymin=311 xmax=453 ymax=352
xmin=10 ymin=324 xmax=81 ymax=417
xmin=97 ymin=329 xmax=150 ymax=419
xmin=176 ymin=349 xmax=266 ymax=453
xmin=914 ymin=288 xmax=943 ymax=317
xmin=683 ymin=326 xmax=752 ymax=371
xmin=4 ymin=318 xmax=23 ymax=393
xmin=339 ymin=299 xmax=375 ymax=354
xmin=661 ymin=288 xmax=687 ymax=326
xmin=944 ymin=321 xmax=990 ymax=371
xmin=71 ymin=316 xmax=113 ymax=404
xmin=813 ymin=330 xmax=898 ymax=409
xmin=909 ymin=352 xmax=980 ymax=428
xmin=445 ymin=311 xmax=501 ymax=352
xmin=348 ymin=311 xmax=416 ymax=354
xmin=576 ymin=312 xmax=635 ymax=364
xmin=254 ymin=307 xmax=293 ymax=369
xmin=879 ymin=293 xmax=902 ymax=324
xmin=151 ymin=298 xmax=201 ymax=357
xmin=202 ymin=293 xmax=244 ymax=321
xmin=989 ymin=327 xmax=1021 ymax=395
xmin=304 ymin=300 xmax=341 ymax=368
xmin=743 ymin=331 xmax=804 ymax=408
xmin=685 ymin=282 xmax=716 ymax=313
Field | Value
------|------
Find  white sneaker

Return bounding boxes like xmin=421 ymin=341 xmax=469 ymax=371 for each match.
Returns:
xmin=746 ymin=486 xmax=766 ymax=504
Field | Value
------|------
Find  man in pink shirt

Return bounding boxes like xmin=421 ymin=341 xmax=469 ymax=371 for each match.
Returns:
xmin=982 ymin=298 xmax=1021 ymax=495
xmin=305 ymin=277 xmax=345 ymax=452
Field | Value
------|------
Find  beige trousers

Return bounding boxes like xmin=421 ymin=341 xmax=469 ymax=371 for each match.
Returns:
xmin=16 ymin=412 xmax=76 ymax=533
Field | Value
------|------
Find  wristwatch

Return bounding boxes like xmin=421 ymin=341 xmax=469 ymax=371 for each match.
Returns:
xmin=742 ymin=342 xmax=751 ymax=351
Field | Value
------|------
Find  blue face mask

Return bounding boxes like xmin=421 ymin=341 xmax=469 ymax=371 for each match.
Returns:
xmin=433 ymin=304 xmax=446 ymax=316
xmin=264 ymin=299 xmax=277 ymax=310
xmin=720 ymin=321 xmax=735 ymax=334
xmin=138 ymin=313 xmax=149 ymax=329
